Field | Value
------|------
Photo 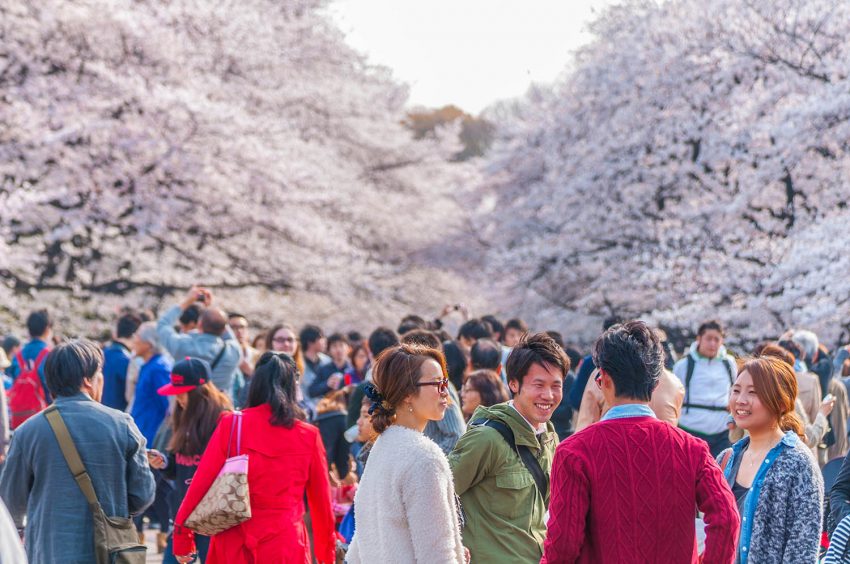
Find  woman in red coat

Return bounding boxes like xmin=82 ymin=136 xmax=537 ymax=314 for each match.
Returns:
xmin=172 ymin=352 xmax=336 ymax=564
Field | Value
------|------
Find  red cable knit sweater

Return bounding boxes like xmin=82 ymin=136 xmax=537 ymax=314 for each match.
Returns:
xmin=541 ymin=416 xmax=739 ymax=563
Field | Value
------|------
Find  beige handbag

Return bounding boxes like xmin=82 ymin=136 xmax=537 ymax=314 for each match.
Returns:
xmin=184 ymin=412 xmax=251 ymax=536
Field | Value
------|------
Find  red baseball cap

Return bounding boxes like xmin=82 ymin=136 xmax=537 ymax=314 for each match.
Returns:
xmin=158 ymin=357 xmax=212 ymax=396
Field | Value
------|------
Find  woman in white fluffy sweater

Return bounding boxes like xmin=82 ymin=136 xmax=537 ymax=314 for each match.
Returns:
xmin=346 ymin=343 xmax=467 ymax=564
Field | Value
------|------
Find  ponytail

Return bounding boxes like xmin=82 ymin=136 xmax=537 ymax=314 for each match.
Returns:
xmin=780 ymin=410 xmax=805 ymax=440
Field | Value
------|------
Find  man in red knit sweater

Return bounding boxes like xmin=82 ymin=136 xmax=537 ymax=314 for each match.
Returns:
xmin=541 ymin=320 xmax=739 ymax=563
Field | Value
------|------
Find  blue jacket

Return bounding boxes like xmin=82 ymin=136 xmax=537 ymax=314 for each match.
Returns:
xmin=130 ymin=354 xmax=172 ymax=446
xmin=6 ymin=339 xmax=51 ymax=403
xmin=102 ymin=341 xmax=132 ymax=411
xmin=568 ymin=354 xmax=595 ymax=411
xmin=157 ymin=305 xmax=241 ymax=398
xmin=0 ymin=393 xmax=155 ymax=563
xmin=309 ymin=360 xmax=353 ymax=398
xmin=719 ymin=432 xmax=823 ymax=563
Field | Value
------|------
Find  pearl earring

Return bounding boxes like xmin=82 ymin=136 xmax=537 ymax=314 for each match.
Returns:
xmin=408 ymin=405 xmax=413 ymax=413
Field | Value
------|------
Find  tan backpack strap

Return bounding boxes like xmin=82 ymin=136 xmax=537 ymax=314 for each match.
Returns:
xmin=44 ymin=407 xmax=101 ymax=508
xmin=720 ymin=449 xmax=732 ymax=471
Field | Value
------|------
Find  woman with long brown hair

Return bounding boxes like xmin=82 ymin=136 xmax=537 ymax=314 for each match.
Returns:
xmin=718 ymin=355 xmax=823 ymax=563
xmin=147 ymin=357 xmax=232 ymax=563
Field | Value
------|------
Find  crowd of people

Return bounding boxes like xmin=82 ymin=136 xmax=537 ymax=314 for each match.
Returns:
xmin=2 ymin=285 xmax=850 ymax=563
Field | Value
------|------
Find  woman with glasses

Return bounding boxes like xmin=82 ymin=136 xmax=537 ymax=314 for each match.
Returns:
xmin=347 ymin=344 xmax=467 ymax=564
xmin=265 ymin=324 xmax=304 ymax=374
xmin=171 ymin=352 xmax=336 ymax=564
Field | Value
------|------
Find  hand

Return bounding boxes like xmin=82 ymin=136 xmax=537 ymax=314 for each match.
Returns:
xmin=328 ymin=373 xmax=344 ymax=390
xmin=146 ymin=449 xmax=166 ymax=470
xmin=439 ymin=304 xmax=455 ymax=318
xmin=464 ymin=547 xmax=471 ymax=564
xmin=180 ymin=285 xmax=204 ymax=310
xmin=175 ymin=555 xmax=195 ymax=564
xmin=820 ymin=395 xmax=836 ymax=417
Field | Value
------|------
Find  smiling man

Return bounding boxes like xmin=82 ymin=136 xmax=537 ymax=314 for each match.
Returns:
xmin=449 ymin=332 xmax=568 ymax=563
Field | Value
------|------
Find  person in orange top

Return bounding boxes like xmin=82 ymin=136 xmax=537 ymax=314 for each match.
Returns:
xmin=172 ymin=352 xmax=335 ymax=564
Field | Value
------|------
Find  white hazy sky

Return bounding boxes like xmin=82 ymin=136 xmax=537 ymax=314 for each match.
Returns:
xmin=328 ymin=0 xmax=612 ymax=114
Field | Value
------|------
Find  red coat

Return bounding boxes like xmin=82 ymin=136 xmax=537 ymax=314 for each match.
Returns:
xmin=173 ymin=405 xmax=336 ymax=564
xmin=541 ymin=416 xmax=739 ymax=563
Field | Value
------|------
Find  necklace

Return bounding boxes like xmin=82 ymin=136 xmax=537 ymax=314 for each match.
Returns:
xmin=745 ymin=448 xmax=768 ymax=467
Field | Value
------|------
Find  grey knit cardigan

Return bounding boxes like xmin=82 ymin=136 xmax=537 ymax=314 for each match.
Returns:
xmin=718 ymin=434 xmax=824 ymax=564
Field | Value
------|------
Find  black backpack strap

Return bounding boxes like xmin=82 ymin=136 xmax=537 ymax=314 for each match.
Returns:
xmin=683 ymin=355 xmax=735 ymax=413
xmin=471 ymin=418 xmax=549 ymax=501
xmin=684 ymin=355 xmax=695 ymax=414
xmin=210 ymin=341 xmax=228 ymax=370
xmin=723 ymin=358 xmax=735 ymax=386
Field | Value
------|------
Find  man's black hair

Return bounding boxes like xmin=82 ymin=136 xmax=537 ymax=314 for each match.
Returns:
xmin=603 ymin=315 xmax=623 ymax=331
xmin=401 ymin=329 xmax=442 ymax=350
xmin=228 ymin=312 xmax=247 ymax=321
xmin=26 ymin=309 xmax=53 ymax=338
xmin=115 ymin=312 xmax=143 ymax=340
xmin=442 ymin=340 xmax=469 ymax=391
xmin=327 ymin=332 xmax=350 ymax=348
xmin=299 ymin=324 xmax=325 ymax=350
xmin=505 ymin=318 xmax=528 ymax=333
xmin=471 ymin=338 xmax=502 ymax=371
xmin=458 ymin=319 xmax=493 ymax=342
xmin=481 ymin=315 xmax=505 ymax=342
xmin=505 ymin=332 xmax=569 ymax=388
xmin=45 ymin=339 xmax=104 ymax=398
xmin=368 ymin=327 xmax=399 ymax=359
xmin=2 ymin=335 xmax=21 ymax=355
xmin=434 ymin=329 xmax=452 ymax=343
xmin=564 ymin=346 xmax=583 ymax=372
xmin=697 ymin=319 xmax=725 ymax=337
xmin=398 ymin=315 xmax=428 ymax=335
xmin=179 ymin=304 xmax=203 ymax=326
xmin=544 ymin=330 xmax=565 ymax=350
xmin=777 ymin=339 xmax=803 ymax=361
xmin=592 ymin=320 xmax=663 ymax=401
xmin=347 ymin=331 xmax=364 ymax=344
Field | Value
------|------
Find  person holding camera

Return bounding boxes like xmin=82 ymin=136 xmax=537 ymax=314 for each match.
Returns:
xmin=157 ymin=286 xmax=242 ymax=400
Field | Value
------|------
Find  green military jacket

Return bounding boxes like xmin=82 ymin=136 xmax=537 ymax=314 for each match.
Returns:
xmin=448 ymin=402 xmax=558 ymax=564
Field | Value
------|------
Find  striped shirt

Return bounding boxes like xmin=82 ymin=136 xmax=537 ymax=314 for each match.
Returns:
xmin=826 ymin=515 xmax=850 ymax=563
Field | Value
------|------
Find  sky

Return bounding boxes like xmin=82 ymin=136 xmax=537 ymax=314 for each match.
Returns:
xmin=328 ymin=0 xmax=612 ymax=114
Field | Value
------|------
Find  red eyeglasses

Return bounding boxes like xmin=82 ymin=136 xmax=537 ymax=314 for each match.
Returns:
xmin=415 ymin=378 xmax=449 ymax=393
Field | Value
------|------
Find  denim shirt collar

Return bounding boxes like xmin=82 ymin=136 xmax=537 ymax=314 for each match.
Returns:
xmin=52 ymin=392 xmax=95 ymax=405
xmin=600 ymin=403 xmax=656 ymax=422
xmin=724 ymin=431 xmax=799 ymax=564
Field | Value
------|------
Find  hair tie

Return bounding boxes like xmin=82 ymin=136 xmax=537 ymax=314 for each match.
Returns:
xmin=364 ymin=383 xmax=387 ymax=415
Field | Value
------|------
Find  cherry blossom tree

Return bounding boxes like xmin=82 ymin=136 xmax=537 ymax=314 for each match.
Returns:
xmin=0 ymin=0 xmax=479 ymax=334
xmin=479 ymin=0 xmax=850 ymax=347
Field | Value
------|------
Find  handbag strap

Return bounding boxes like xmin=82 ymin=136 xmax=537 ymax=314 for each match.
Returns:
xmin=226 ymin=411 xmax=243 ymax=458
xmin=44 ymin=406 xmax=101 ymax=509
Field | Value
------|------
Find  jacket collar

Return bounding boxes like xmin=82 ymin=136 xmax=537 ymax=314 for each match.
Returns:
xmin=601 ymin=403 xmax=656 ymax=422
xmin=52 ymin=392 xmax=95 ymax=404
xmin=490 ymin=403 xmax=555 ymax=449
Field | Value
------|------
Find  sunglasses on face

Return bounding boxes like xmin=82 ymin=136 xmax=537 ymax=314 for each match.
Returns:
xmin=415 ymin=377 xmax=449 ymax=393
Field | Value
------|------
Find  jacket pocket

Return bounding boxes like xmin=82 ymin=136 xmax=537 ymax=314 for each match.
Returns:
xmin=493 ymin=471 xmax=535 ymax=519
